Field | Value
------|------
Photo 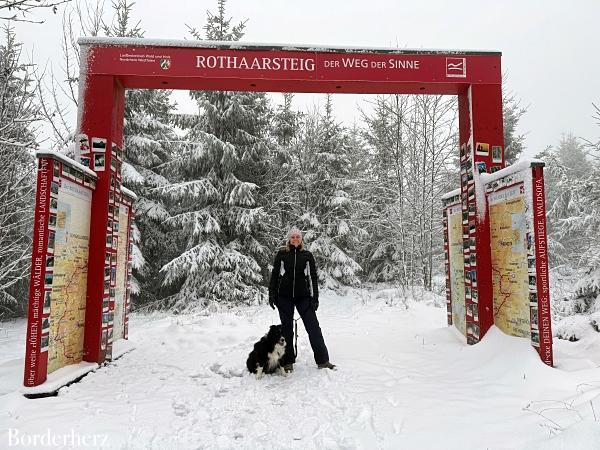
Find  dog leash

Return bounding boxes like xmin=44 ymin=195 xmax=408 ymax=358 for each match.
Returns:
xmin=272 ymin=303 xmax=299 ymax=358
xmin=294 ymin=317 xmax=299 ymax=358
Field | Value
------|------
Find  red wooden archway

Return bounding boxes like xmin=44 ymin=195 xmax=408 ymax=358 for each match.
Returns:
xmin=77 ymin=37 xmax=504 ymax=364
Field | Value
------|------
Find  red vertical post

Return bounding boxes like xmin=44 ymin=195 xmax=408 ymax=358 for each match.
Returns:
xmin=458 ymin=83 xmax=504 ymax=343
xmin=79 ymin=67 xmax=125 ymax=364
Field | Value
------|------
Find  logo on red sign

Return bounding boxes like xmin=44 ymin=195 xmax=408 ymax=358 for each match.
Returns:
xmin=160 ymin=58 xmax=171 ymax=70
xmin=446 ymin=57 xmax=466 ymax=78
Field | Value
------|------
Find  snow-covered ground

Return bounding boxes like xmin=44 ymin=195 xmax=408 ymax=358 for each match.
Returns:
xmin=1 ymin=289 xmax=599 ymax=449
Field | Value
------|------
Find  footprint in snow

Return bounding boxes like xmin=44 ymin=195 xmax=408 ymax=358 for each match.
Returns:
xmin=171 ymin=399 xmax=190 ymax=417
xmin=209 ymin=362 xmax=244 ymax=378
xmin=386 ymin=395 xmax=399 ymax=407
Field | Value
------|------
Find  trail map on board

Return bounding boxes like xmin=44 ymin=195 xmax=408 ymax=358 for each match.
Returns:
xmin=489 ymin=184 xmax=530 ymax=339
xmin=48 ymin=179 xmax=92 ymax=373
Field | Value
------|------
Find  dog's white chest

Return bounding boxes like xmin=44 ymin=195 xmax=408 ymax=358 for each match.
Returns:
xmin=267 ymin=343 xmax=286 ymax=370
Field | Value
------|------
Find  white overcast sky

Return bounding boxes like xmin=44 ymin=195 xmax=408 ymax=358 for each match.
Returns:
xmin=14 ymin=0 xmax=600 ymax=157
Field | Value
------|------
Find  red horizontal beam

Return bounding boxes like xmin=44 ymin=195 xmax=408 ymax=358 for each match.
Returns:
xmin=84 ymin=44 xmax=501 ymax=93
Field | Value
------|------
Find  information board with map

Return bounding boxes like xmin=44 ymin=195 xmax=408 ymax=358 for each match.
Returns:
xmin=442 ymin=161 xmax=552 ymax=367
xmin=47 ymin=179 xmax=92 ymax=373
xmin=488 ymin=183 xmax=530 ymax=339
xmin=23 ymin=152 xmax=97 ymax=387
xmin=484 ymin=161 xmax=553 ymax=366
xmin=24 ymin=145 xmax=138 ymax=390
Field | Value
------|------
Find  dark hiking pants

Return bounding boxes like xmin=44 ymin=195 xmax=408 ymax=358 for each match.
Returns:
xmin=276 ymin=296 xmax=329 ymax=365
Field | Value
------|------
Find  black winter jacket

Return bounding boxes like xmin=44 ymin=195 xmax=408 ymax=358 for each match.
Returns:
xmin=269 ymin=245 xmax=319 ymax=301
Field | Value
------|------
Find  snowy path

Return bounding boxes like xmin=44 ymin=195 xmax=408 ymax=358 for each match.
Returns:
xmin=1 ymin=290 xmax=600 ymax=449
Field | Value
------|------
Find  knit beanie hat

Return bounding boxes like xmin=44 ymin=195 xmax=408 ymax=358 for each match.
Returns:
xmin=286 ymin=226 xmax=302 ymax=241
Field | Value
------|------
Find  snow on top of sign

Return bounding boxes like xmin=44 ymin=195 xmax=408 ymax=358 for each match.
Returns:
xmin=121 ymin=186 xmax=138 ymax=201
xmin=36 ymin=149 xmax=97 ymax=178
xmin=441 ymin=188 xmax=461 ymax=201
xmin=78 ymin=37 xmax=500 ymax=55
xmin=480 ymin=159 xmax=545 ymax=185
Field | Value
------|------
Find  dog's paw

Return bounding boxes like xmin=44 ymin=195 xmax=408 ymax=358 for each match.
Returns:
xmin=279 ymin=367 xmax=288 ymax=377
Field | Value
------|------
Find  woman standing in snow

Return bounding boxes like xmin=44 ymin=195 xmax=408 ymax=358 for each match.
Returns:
xmin=268 ymin=226 xmax=336 ymax=373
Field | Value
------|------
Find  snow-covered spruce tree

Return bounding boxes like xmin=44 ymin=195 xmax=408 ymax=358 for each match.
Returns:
xmin=539 ymin=127 xmax=600 ymax=338
xmin=573 ymin=105 xmax=600 ymax=333
xmin=535 ymin=134 xmax=588 ymax=332
xmin=0 ymin=25 xmax=38 ymax=316
xmin=294 ymin=95 xmax=362 ymax=289
xmin=160 ymin=1 xmax=272 ymax=309
xmin=344 ymin=123 xmax=372 ymax=273
xmin=271 ymin=94 xmax=300 ymax=149
xmin=537 ymin=133 xmax=590 ymax=267
xmin=262 ymin=93 xmax=305 ymax=242
xmin=103 ymin=0 xmax=181 ymax=307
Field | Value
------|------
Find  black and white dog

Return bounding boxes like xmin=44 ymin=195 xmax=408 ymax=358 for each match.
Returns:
xmin=246 ymin=324 xmax=287 ymax=379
